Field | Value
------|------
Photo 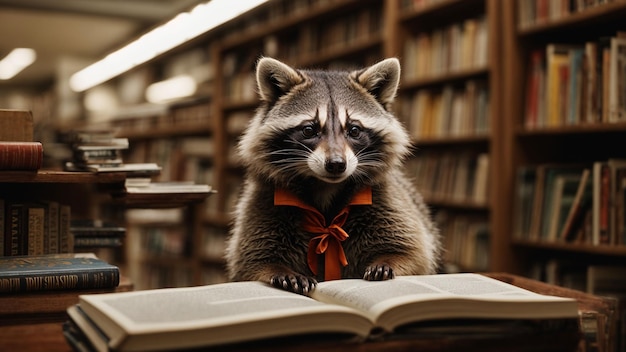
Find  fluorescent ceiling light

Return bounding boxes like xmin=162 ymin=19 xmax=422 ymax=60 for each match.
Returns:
xmin=145 ymin=75 xmax=196 ymax=103
xmin=0 ymin=48 xmax=37 ymax=80
xmin=70 ymin=0 xmax=268 ymax=92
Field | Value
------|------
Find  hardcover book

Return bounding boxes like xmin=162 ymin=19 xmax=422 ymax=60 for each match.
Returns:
xmin=66 ymin=273 xmax=578 ymax=352
xmin=0 ymin=141 xmax=43 ymax=170
xmin=0 ymin=253 xmax=119 ymax=293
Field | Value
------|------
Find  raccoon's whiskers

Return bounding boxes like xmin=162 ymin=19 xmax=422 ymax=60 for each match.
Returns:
xmin=283 ymin=139 xmax=313 ymax=152
xmin=351 ymin=148 xmax=387 ymax=184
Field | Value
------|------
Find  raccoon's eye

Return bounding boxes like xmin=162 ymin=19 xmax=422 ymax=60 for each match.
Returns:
xmin=302 ymin=125 xmax=318 ymax=138
xmin=347 ymin=126 xmax=361 ymax=138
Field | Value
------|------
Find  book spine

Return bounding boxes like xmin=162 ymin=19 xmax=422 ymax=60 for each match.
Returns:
xmin=27 ymin=206 xmax=45 ymax=255
xmin=0 ymin=269 xmax=120 ymax=293
xmin=5 ymin=203 xmax=25 ymax=256
xmin=0 ymin=142 xmax=43 ymax=171
xmin=73 ymin=237 xmax=123 ymax=248
xmin=45 ymin=202 xmax=60 ymax=254
xmin=59 ymin=205 xmax=72 ymax=253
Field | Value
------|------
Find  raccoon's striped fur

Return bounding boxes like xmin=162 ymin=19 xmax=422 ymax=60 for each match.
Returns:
xmin=225 ymin=57 xmax=441 ymax=295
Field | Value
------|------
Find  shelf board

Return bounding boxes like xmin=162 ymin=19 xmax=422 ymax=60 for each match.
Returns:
xmin=518 ymin=2 xmax=626 ymax=36
xmin=0 ymin=170 xmax=126 ymax=184
xmin=513 ymin=239 xmax=626 ymax=257
xmin=516 ymin=122 xmax=626 ymax=137
xmin=400 ymin=67 xmax=489 ymax=91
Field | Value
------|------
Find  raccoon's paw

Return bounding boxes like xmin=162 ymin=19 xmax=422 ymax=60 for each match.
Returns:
xmin=363 ymin=263 xmax=395 ymax=281
xmin=270 ymin=274 xmax=317 ymax=296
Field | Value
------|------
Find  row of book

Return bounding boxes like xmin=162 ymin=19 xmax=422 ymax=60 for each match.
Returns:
xmin=300 ymin=6 xmax=382 ymax=56
xmin=111 ymin=100 xmax=212 ymax=133
xmin=435 ymin=211 xmax=490 ymax=272
xmin=1 ymin=199 xmax=72 ymax=257
xmin=518 ymin=0 xmax=622 ymax=29
xmin=402 ymin=16 xmax=488 ymax=81
xmin=222 ymin=5 xmax=382 ymax=103
xmin=514 ymin=160 xmax=626 ymax=246
xmin=1 ymin=198 xmax=130 ymax=257
xmin=524 ymin=32 xmax=626 ymax=129
xmin=222 ymin=50 xmax=256 ymax=104
xmin=407 ymin=152 xmax=490 ymax=206
xmin=221 ymin=0 xmax=321 ymax=42
xmin=400 ymin=80 xmax=490 ymax=139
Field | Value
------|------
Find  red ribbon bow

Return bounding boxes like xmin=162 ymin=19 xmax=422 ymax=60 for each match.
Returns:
xmin=274 ymin=187 xmax=372 ymax=281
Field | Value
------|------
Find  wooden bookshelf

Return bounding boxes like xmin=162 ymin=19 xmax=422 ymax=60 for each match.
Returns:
xmin=0 ymin=170 xmax=126 ymax=184
xmin=395 ymin=0 xmax=502 ymax=272
xmin=502 ymin=0 xmax=626 ymax=290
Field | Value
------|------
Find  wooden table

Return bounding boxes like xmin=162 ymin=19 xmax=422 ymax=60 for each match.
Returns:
xmin=0 ymin=273 xmax=617 ymax=352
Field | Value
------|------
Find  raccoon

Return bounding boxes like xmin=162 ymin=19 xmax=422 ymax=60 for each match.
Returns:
xmin=225 ymin=57 xmax=440 ymax=295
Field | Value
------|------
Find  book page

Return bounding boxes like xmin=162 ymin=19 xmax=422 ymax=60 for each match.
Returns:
xmin=83 ymin=281 xmax=348 ymax=327
xmin=79 ymin=280 xmax=373 ymax=351
xmin=311 ymin=273 xmax=578 ymax=329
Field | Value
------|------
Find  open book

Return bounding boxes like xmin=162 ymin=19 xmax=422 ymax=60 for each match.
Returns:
xmin=65 ymin=273 xmax=579 ymax=352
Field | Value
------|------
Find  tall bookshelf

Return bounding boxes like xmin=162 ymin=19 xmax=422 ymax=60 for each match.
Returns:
xmin=393 ymin=0 xmax=504 ymax=272
xmin=501 ymin=0 xmax=626 ymax=287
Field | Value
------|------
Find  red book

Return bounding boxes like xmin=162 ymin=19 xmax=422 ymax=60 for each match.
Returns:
xmin=0 ymin=142 xmax=43 ymax=170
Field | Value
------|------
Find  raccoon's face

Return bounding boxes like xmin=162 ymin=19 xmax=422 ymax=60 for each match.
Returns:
xmin=238 ymin=57 xmax=411 ymax=187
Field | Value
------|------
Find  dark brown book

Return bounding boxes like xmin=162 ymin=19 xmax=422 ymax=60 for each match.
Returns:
xmin=560 ymin=169 xmax=592 ymax=242
xmin=0 ymin=141 xmax=43 ymax=171
xmin=4 ymin=202 xmax=26 ymax=256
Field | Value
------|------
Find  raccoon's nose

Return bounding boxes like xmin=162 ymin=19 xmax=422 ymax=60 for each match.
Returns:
xmin=325 ymin=157 xmax=346 ymax=174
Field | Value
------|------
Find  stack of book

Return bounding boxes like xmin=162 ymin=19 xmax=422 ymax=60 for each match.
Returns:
xmin=0 ymin=253 xmax=130 ymax=351
xmin=71 ymin=219 xmax=126 ymax=250
xmin=64 ymin=129 xmax=161 ymax=177
xmin=1 ymin=199 xmax=73 ymax=256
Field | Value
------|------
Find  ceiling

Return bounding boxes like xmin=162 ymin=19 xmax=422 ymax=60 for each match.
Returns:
xmin=0 ymin=0 xmax=205 ymax=88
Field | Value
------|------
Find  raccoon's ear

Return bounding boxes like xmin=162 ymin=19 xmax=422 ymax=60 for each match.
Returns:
xmin=256 ymin=57 xmax=304 ymax=103
xmin=352 ymin=58 xmax=401 ymax=109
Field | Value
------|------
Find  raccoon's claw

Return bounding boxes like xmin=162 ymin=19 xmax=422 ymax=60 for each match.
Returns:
xmin=270 ymin=274 xmax=317 ymax=295
xmin=363 ymin=263 xmax=395 ymax=281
